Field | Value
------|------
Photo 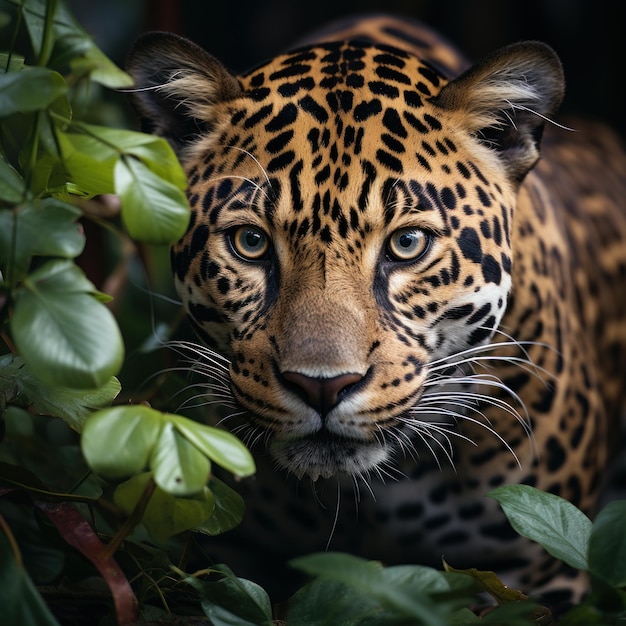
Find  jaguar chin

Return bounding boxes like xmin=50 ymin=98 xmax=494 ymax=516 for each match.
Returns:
xmin=269 ymin=431 xmax=392 ymax=481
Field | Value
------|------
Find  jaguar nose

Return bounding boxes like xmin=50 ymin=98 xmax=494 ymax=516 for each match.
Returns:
xmin=282 ymin=371 xmax=363 ymax=416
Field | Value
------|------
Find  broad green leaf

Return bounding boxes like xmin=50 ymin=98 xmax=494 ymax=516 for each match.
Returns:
xmin=194 ymin=476 xmax=246 ymax=535
xmin=11 ymin=259 xmax=124 ymax=388
xmin=0 ymin=527 xmax=61 ymax=626
xmin=56 ymin=132 xmax=116 ymax=196
xmin=0 ymin=156 xmax=24 ymax=202
xmin=150 ymin=421 xmax=210 ymax=495
xmin=0 ymin=198 xmax=85 ymax=279
xmin=288 ymin=576 xmax=383 ymax=625
xmin=81 ymin=406 xmax=162 ymax=478
xmin=183 ymin=564 xmax=273 ymax=626
xmin=383 ymin=564 xmax=458 ymax=595
xmin=114 ymin=473 xmax=215 ymax=543
xmin=0 ymin=67 xmax=67 ymax=116
xmin=2 ymin=355 xmax=119 ymax=431
xmin=172 ymin=415 xmax=255 ymax=478
xmin=290 ymin=553 xmax=444 ymax=625
xmin=115 ymin=156 xmax=190 ymax=244
xmin=72 ymin=123 xmax=186 ymax=188
xmin=20 ymin=0 xmax=47 ymax=57
xmin=488 ymin=485 xmax=592 ymax=571
xmin=588 ymin=500 xmax=626 ymax=587
xmin=20 ymin=0 xmax=132 ymax=87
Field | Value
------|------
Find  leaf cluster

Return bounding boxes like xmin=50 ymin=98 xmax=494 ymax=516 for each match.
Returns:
xmin=0 ymin=0 xmax=190 ymax=390
xmin=0 ymin=1 xmax=256 ymax=624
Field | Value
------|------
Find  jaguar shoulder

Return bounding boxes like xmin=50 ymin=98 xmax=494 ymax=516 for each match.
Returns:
xmin=127 ymin=14 xmax=626 ymax=605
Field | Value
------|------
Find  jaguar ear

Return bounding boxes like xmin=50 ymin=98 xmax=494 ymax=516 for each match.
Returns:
xmin=127 ymin=32 xmax=242 ymax=153
xmin=434 ymin=42 xmax=564 ymax=182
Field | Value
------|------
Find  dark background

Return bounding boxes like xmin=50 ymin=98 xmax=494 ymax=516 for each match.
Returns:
xmin=73 ymin=0 xmax=626 ymax=139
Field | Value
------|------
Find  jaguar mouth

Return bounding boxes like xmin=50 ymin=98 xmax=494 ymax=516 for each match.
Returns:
xmin=269 ymin=430 xmax=391 ymax=480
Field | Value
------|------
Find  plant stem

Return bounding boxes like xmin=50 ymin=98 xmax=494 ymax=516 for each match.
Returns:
xmin=38 ymin=0 xmax=57 ymax=67
xmin=5 ymin=0 xmax=23 ymax=72
xmin=103 ymin=475 xmax=157 ymax=560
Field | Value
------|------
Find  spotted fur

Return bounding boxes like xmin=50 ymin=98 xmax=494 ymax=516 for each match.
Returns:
xmin=128 ymin=15 xmax=626 ymax=603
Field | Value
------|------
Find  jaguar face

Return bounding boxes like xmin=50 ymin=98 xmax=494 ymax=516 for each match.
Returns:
xmin=128 ymin=35 xmax=563 ymax=480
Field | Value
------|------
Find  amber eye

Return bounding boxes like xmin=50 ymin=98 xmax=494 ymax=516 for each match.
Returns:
xmin=387 ymin=227 xmax=430 ymax=262
xmin=230 ymin=226 xmax=270 ymax=260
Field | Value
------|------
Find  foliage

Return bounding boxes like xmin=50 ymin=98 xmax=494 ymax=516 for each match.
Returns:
xmin=0 ymin=0 xmax=254 ymax=623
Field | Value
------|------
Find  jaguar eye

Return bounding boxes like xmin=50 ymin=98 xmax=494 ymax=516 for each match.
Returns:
xmin=387 ymin=227 xmax=430 ymax=262
xmin=231 ymin=226 xmax=270 ymax=260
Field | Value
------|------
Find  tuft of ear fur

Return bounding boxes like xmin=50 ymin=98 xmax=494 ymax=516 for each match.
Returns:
xmin=127 ymin=32 xmax=241 ymax=153
xmin=434 ymin=42 xmax=564 ymax=182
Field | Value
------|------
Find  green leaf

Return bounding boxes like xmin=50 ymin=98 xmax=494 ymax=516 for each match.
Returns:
xmin=56 ymin=132 xmax=116 ymax=196
xmin=0 ymin=524 xmax=61 ymax=626
xmin=11 ymin=260 xmax=125 ymax=388
xmin=183 ymin=564 xmax=273 ymax=626
xmin=81 ymin=405 xmax=162 ymax=478
xmin=488 ymin=485 xmax=592 ymax=571
xmin=171 ymin=415 xmax=256 ymax=478
xmin=81 ymin=406 xmax=251 ymax=497
xmin=19 ymin=0 xmax=133 ymax=88
xmin=114 ymin=473 xmax=215 ymax=543
xmin=288 ymin=577 xmax=383 ymax=625
xmin=0 ymin=156 xmax=24 ymax=202
xmin=72 ymin=123 xmax=187 ymax=188
xmin=194 ymin=476 xmax=245 ymax=535
xmin=588 ymin=500 xmax=626 ymax=587
xmin=443 ymin=562 xmax=526 ymax=605
xmin=150 ymin=421 xmax=211 ymax=495
xmin=291 ymin=553 xmax=444 ymax=626
xmin=0 ymin=198 xmax=85 ymax=280
xmin=69 ymin=42 xmax=133 ymax=89
xmin=0 ymin=67 xmax=67 ymax=117
xmin=0 ymin=52 xmax=25 ymax=73
xmin=2 ymin=355 xmax=120 ymax=431
xmin=115 ymin=156 xmax=190 ymax=244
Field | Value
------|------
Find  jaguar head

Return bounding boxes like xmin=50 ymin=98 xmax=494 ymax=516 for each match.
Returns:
xmin=128 ymin=33 xmax=563 ymax=479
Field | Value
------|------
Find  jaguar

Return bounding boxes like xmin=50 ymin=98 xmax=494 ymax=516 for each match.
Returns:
xmin=127 ymin=14 xmax=626 ymax=606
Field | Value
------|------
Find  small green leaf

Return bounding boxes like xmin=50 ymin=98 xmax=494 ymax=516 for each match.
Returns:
xmin=588 ymin=500 xmax=626 ymax=587
xmin=0 ymin=156 xmax=24 ymax=202
xmin=194 ymin=476 xmax=245 ymax=535
xmin=114 ymin=473 xmax=215 ymax=543
xmin=0 ymin=67 xmax=67 ymax=117
xmin=172 ymin=415 xmax=255 ymax=478
xmin=183 ymin=564 xmax=273 ymax=626
xmin=12 ymin=260 xmax=124 ymax=388
xmin=0 ymin=52 xmax=25 ymax=73
xmin=488 ymin=485 xmax=592 ymax=571
xmin=150 ymin=421 xmax=210 ymax=495
xmin=115 ymin=156 xmax=190 ymax=244
xmin=81 ymin=405 xmax=162 ymax=478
